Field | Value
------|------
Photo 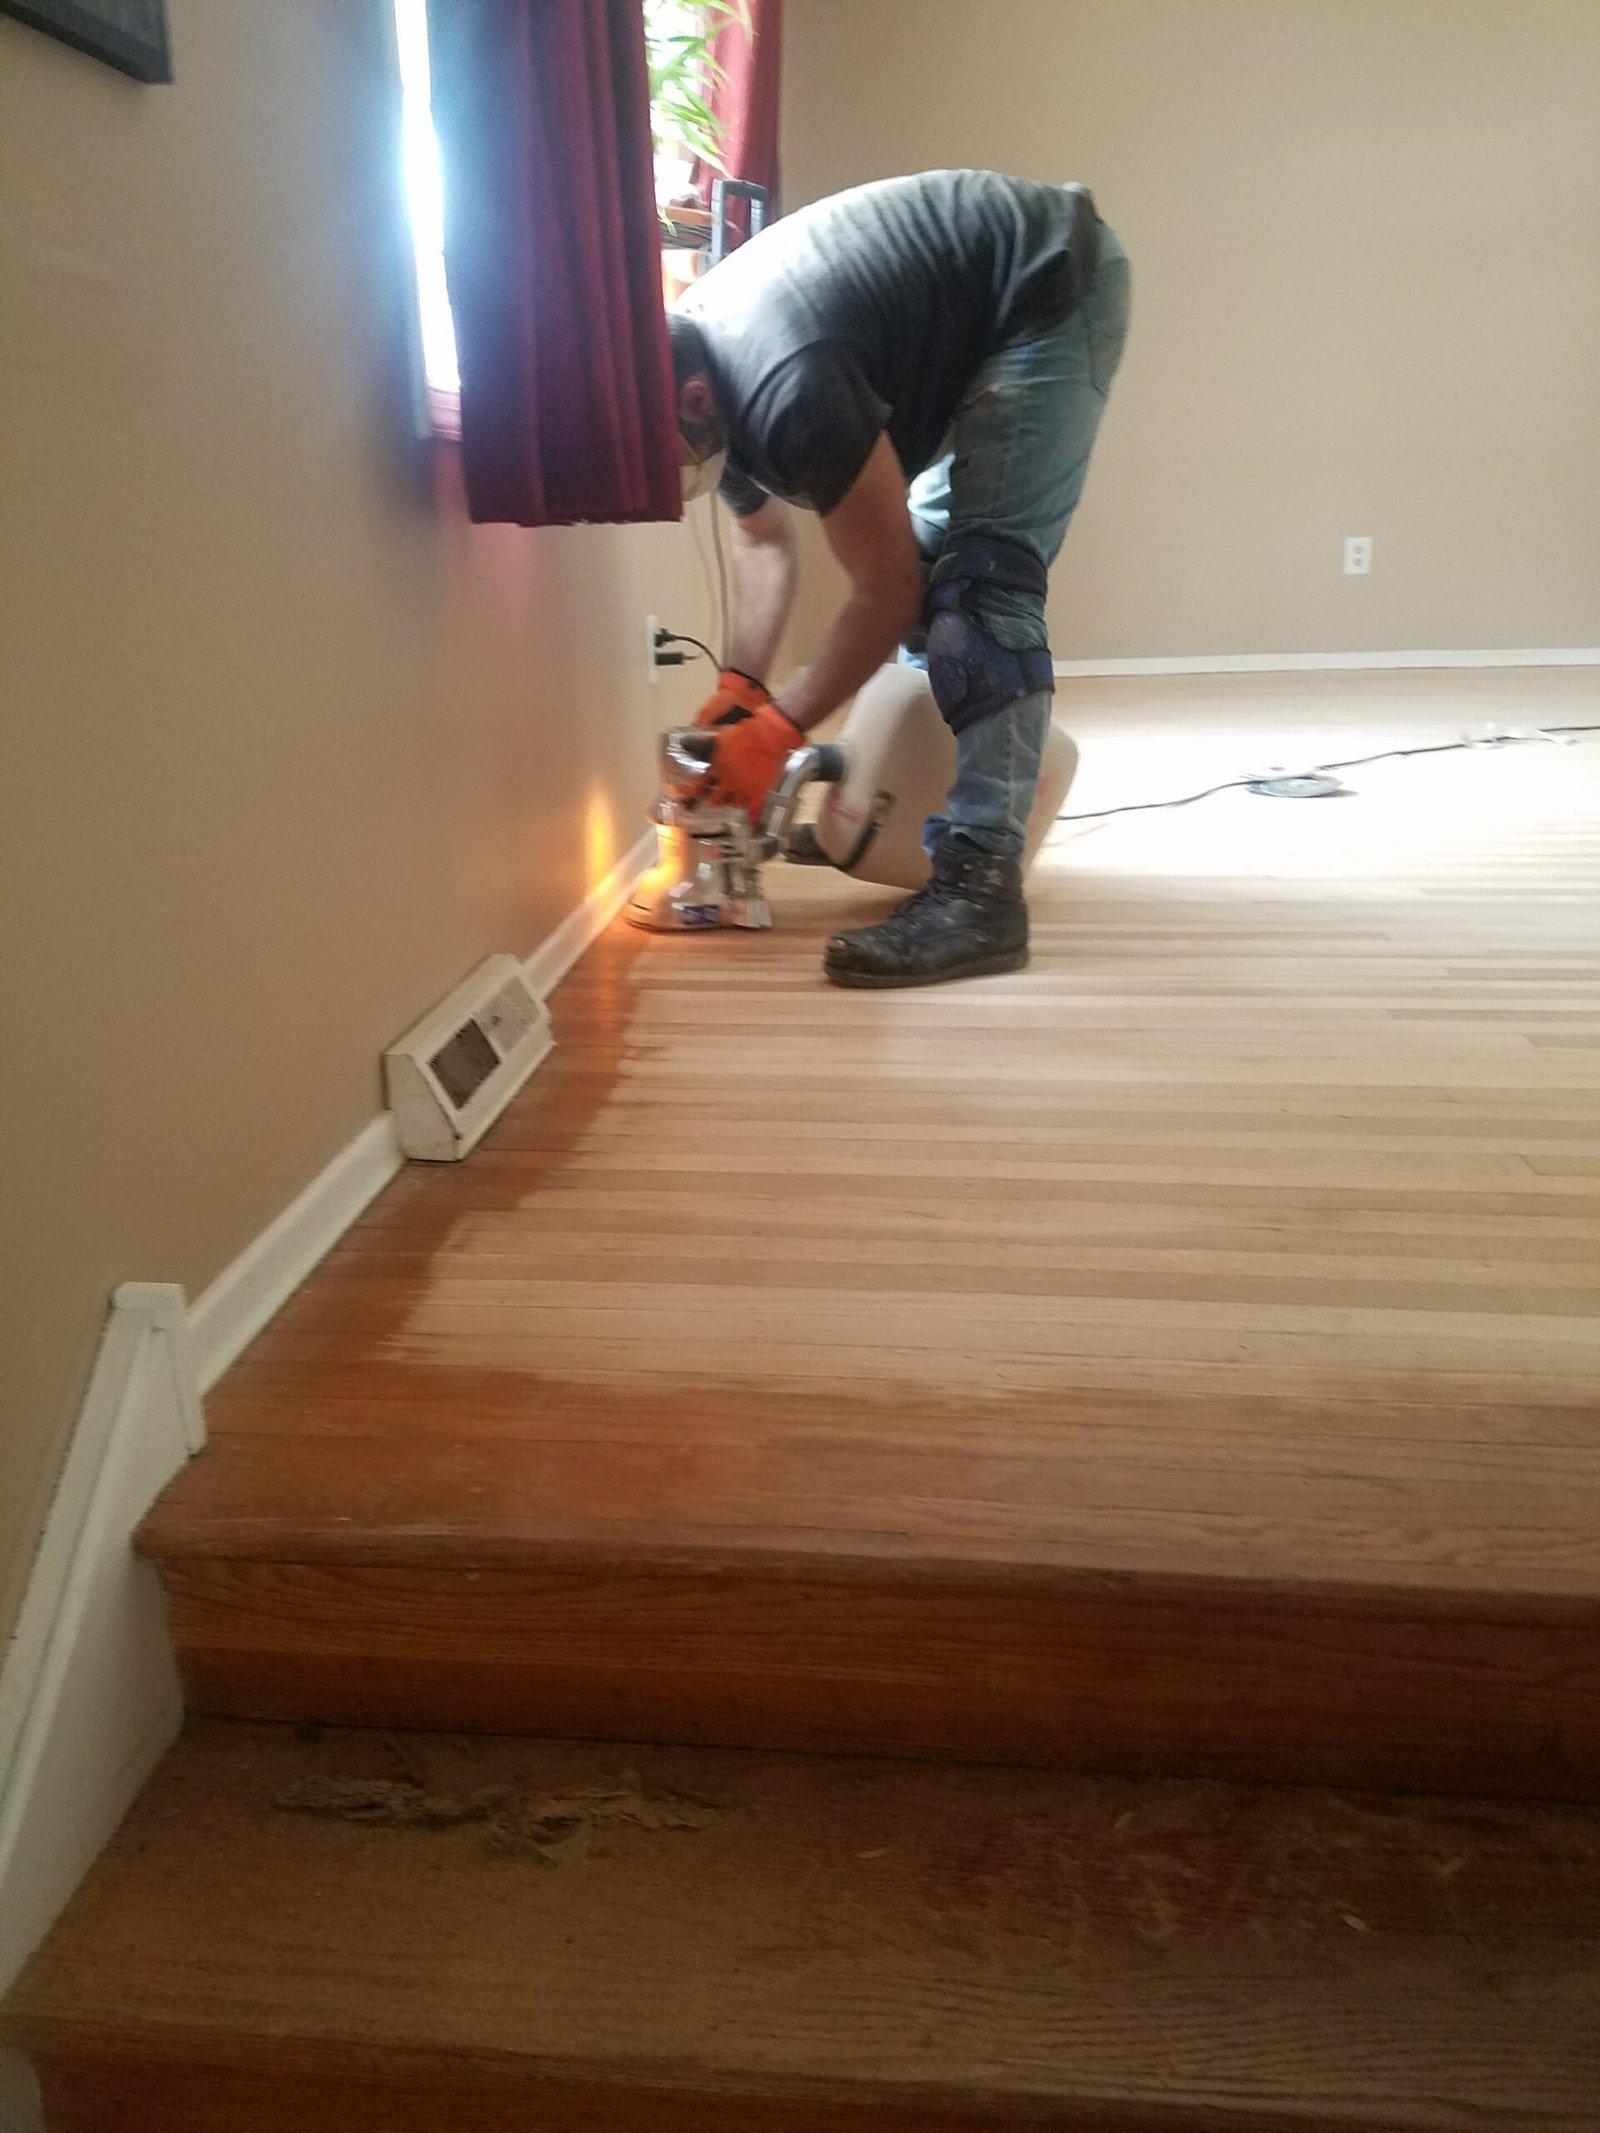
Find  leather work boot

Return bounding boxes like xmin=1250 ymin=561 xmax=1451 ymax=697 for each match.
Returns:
xmin=822 ymin=838 xmax=1029 ymax=988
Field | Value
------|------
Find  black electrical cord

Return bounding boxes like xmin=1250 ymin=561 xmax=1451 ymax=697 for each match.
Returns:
xmin=656 ymin=628 xmax=719 ymax=666
xmin=1058 ymin=777 xmax=1248 ymax=822
xmin=1056 ymin=722 xmax=1600 ymax=823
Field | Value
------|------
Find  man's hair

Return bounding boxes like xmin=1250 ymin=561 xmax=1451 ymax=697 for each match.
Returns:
xmin=668 ymin=312 xmax=709 ymax=395
xmin=667 ymin=312 xmax=725 ymax=458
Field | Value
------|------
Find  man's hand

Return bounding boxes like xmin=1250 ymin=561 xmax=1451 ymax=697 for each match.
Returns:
xmin=693 ymin=668 xmax=774 ymax=728
xmin=699 ymin=699 xmax=805 ymax=822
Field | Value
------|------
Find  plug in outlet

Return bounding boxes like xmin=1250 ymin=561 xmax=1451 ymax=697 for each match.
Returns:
xmin=1344 ymin=536 xmax=1373 ymax=576
xmin=646 ymin=612 xmax=661 ymax=686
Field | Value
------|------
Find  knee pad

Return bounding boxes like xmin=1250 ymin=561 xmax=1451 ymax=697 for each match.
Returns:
xmin=924 ymin=534 xmax=1056 ymax=736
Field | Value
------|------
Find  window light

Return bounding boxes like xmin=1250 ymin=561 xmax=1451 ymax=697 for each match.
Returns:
xmin=394 ymin=0 xmax=461 ymax=431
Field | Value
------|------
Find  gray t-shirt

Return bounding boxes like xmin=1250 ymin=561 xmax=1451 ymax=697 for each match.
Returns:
xmin=677 ymin=170 xmax=1099 ymax=518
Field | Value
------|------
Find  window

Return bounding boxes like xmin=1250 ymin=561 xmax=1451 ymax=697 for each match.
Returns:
xmin=394 ymin=0 xmax=461 ymax=438
xmin=393 ymin=0 xmax=732 ymax=438
xmin=649 ymin=0 xmax=737 ymax=300
xmin=647 ymin=0 xmax=716 ymax=213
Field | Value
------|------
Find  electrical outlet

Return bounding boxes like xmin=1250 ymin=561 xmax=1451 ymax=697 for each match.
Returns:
xmin=646 ymin=612 xmax=661 ymax=685
xmin=1344 ymin=536 xmax=1373 ymax=576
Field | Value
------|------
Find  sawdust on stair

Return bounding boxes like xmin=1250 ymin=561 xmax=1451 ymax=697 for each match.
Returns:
xmin=276 ymin=1767 xmax=721 ymax=1865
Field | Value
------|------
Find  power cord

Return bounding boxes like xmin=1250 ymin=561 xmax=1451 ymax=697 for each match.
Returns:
xmin=652 ymin=626 xmax=718 ymax=670
xmin=686 ymin=493 xmax=721 ymax=657
xmin=682 ymin=488 xmax=732 ymax=668
xmin=707 ymin=488 xmax=731 ymax=666
xmin=1056 ymin=722 xmax=1600 ymax=823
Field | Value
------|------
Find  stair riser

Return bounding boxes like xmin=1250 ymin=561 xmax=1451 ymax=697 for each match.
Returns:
xmin=156 ymin=1557 xmax=1600 ymax=1798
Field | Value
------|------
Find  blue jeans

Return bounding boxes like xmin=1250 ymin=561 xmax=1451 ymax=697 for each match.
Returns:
xmin=904 ymin=221 xmax=1131 ymax=859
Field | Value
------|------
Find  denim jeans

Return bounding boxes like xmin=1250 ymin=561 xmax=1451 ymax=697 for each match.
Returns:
xmin=903 ymin=220 xmax=1131 ymax=858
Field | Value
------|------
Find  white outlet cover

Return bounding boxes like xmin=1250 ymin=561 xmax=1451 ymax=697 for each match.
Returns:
xmin=1344 ymin=537 xmax=1373 ymax=575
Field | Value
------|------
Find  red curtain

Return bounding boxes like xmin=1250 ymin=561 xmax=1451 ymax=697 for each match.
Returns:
xmin=701 ymin=0 xmax=784 ymax=244
xmin=427 ymin=0 xmax=681 ymax=527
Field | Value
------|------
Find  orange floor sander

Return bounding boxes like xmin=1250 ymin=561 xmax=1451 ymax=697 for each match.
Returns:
xmin=626 ymin=664 xmax=1078 ymax=932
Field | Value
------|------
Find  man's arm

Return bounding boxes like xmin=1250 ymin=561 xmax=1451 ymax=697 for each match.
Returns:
xmin=770 ymin=434 xmax=925 ymax=733
xmin=727 ymin=497 xmax=800 ymax=680
xmin=690 ymin=435 xmax=924 ymax=823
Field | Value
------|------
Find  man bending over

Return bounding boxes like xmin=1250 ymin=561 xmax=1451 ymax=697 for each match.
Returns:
xmin=670 ymin=167 xmax=1130 ymax=987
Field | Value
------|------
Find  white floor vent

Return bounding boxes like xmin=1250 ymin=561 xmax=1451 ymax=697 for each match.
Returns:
xmin=384 ymin=954 xmax=553 ymax=1161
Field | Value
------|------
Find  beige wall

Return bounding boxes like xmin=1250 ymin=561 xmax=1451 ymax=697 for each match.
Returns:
xmin=0 ymin=1 xmax=712 ymax=1644
xmin=782 ymin=0 xmax=1600 ymax=659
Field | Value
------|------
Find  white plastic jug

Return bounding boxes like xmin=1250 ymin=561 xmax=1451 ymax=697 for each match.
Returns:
xmin=810 ymin=664 xmax=1078 ymax=891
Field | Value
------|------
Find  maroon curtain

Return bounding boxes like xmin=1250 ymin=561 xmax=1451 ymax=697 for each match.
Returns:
xmin=428 ymin=0 xmax=681 ymax=527
xmin=700 ymin=0 xmax=784 ymax=245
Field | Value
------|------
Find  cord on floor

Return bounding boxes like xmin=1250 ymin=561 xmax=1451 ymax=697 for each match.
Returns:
xmin=1055 ymin=723 xmax=1600 ymax=823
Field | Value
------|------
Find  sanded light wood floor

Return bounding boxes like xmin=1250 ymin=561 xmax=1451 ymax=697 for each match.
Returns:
xmin=143 ymin=672 xmax=1600 ymax=1788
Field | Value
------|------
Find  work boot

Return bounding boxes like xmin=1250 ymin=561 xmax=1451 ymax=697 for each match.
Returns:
xmin=822 ymin=838 xmax=1028 ymax=988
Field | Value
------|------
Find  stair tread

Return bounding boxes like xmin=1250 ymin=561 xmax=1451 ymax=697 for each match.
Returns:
xmin=11 ymin=1721 xmax=1600 ymax=2131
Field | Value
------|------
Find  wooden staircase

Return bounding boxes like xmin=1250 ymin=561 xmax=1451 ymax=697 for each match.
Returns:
xmin=9 ymin=683 xmax=1600 ymax=2125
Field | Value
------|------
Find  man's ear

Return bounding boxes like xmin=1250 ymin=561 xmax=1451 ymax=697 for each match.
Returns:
xmin=679 ymin=375 xmax=717 ymax=430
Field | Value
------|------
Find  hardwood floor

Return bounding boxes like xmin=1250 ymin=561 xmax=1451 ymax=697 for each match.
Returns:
xmin=14 ymin=1722 xmax=1600 ymax=2130
xmin=141 ymin=671 xmax=1600 ymax=1790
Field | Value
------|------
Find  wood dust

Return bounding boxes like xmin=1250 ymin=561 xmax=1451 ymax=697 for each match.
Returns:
xmin=275 ymin=1768 xmax=720 ymax=1865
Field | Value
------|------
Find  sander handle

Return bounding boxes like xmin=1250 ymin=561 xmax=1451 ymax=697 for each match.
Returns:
xmin=760 ymin=741 xmax=845 ymax=850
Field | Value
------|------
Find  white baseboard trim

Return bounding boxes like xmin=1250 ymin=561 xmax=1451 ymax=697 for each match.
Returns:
xmin=0 ymin=1285 xmax=203 ymax=2000
xmin=1054 ymin=648 xmax=1600 ymax=678
xmin=187 ymin=1114 xmax=404 ymax=1394
xmin=523 ymin=827 xmax=657 ymax=1003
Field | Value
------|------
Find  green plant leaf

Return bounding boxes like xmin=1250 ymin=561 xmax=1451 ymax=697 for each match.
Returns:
xmin=646 ymin=0 xmax=746 ymax=178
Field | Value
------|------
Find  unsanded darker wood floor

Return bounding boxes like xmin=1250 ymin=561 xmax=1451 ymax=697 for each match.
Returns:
xmin=190 ymin=671 xmax=1600 ymax=1606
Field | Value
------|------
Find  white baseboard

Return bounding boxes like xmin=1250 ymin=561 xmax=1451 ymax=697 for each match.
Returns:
xmin=523 ymin=827 xmax=657 ymax=1003
xmin=187 ymin=1114 xmax=403 ymax=1394
xmin=1054 ymin=648 xmax=1600 ymax=678
xmin=0 ymin=1285 xmax=203 ymax=2000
